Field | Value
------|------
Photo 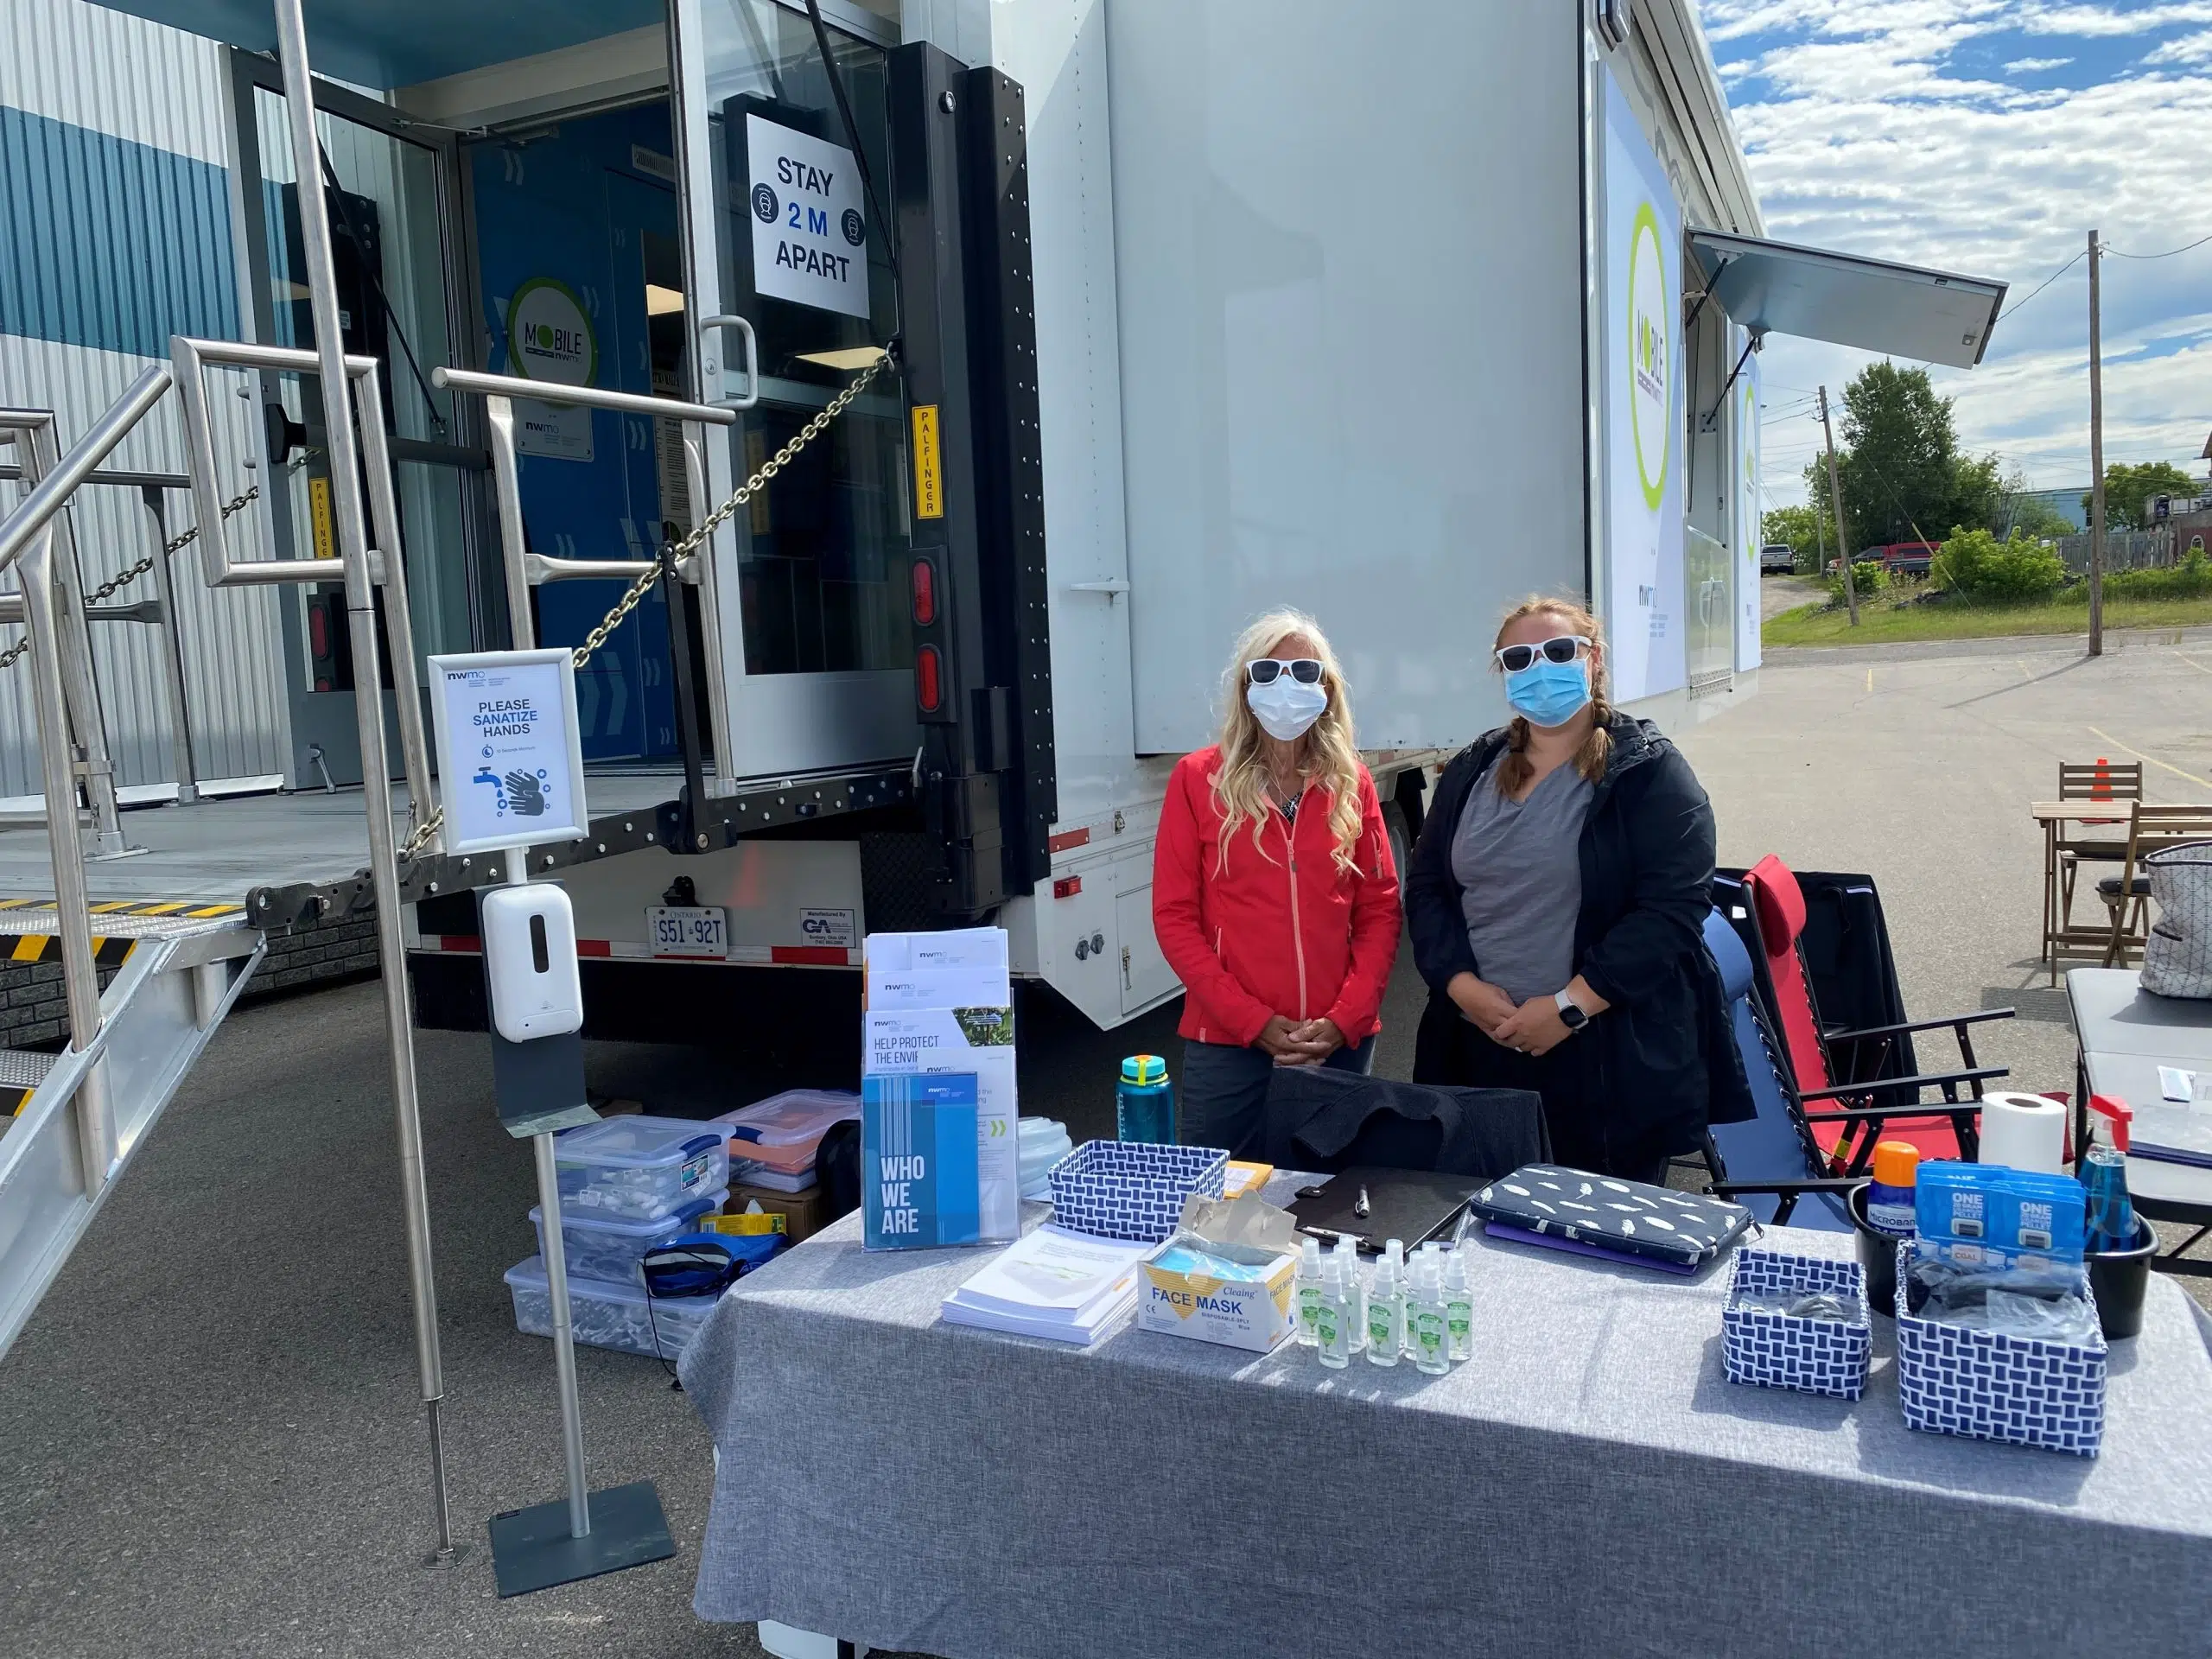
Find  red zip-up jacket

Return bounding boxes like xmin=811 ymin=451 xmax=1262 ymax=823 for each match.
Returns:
xmin=1151 ymin=747 xmax=1402 ymax=1047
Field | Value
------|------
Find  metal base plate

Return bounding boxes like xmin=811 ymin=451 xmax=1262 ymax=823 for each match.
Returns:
xmin=487 ymin=1480 xmax=675 ymax=1598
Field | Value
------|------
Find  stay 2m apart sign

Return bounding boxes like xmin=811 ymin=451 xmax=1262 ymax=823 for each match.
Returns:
xmin=747 ymin=114 xmax=870 ymax=321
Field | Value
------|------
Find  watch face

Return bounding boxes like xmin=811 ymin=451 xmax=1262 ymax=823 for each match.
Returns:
xmin=1559 ymin=1001 xmax=1587 ymax=1029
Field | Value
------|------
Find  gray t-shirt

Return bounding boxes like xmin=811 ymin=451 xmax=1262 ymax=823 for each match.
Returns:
xmin=1450 ymin=756 xmax=1594 ymax=1003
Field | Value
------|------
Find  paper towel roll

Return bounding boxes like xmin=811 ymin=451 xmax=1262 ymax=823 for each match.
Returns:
xmin=1976 ymin=1092 xmax=2068 ymax=1173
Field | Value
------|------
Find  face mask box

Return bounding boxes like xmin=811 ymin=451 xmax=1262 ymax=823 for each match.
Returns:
xmin=1915 ymin=1161 xmax=2086 ymax=1269
xmin=1137 ymin=1238 xmax=1297 ymax=1351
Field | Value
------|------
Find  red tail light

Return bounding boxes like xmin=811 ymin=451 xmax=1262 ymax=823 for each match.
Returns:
xmin=916 ymin=645 xmax=942 ymax=712
xmin=308 ymin=602 xmax=329 ymax=659
xmin=911 ymin=557 xmax=938 ymax=626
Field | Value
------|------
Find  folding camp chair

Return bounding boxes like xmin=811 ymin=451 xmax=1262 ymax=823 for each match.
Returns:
xmin=1696 ymin=910 xmax=1858 ymax=1231
xmin=1732 ymin=855 xmax=2008 ymax=1172
xmin=2099 ymin=803 xmax=2212 ymax=967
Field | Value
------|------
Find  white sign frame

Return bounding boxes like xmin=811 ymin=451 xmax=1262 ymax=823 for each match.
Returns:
xmin=427 ymin=647 xmax=591 ymax=856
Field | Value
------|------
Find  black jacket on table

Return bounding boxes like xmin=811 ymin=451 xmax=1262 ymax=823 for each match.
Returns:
xmin=1405 ymin=711 xmax=1753 ymax=1163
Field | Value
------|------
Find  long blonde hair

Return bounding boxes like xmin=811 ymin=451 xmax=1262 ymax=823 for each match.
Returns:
xmin=1493 ymin=595 xmax=1612 ymax=797
xmin=1211 ymin=609 xmax=1364 ymax=874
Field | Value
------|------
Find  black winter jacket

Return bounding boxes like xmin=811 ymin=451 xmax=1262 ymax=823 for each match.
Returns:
xmin=1405 ymin=713 xmax=1752 ymax=1160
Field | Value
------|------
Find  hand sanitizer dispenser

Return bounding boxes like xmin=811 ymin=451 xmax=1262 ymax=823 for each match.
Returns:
xmin=481 ymin=882 xmax=583 ymax=1042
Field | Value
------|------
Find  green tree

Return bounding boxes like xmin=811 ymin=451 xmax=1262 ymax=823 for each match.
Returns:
xmin=1828 ymin=362 xmax=1999 ymax=551
xmin=2002 ymin=495 xmax=2076 ymax=542
xmin=2083 ymin=461 xmax=2202 ymax=531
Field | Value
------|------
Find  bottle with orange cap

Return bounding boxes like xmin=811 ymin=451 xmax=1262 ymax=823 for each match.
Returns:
xmin=1865 ymin=1141 xmax=1920 ymax=1239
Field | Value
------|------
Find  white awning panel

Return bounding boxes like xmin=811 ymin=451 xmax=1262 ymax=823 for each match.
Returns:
xmin=1688 ymin=232 xmax=2007 ymax=370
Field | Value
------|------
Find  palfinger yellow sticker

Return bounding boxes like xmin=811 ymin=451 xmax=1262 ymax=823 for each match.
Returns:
xmin=911 ymin=404 xmax=944 ymax=520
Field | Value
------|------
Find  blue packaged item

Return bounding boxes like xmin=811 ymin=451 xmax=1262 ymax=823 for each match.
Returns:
xmin=1915 ymin=1161 xmax=2085 ymax=1269
xmin=1116 ymin=1054 xmax=1175 ymax=1144
xmin=862 ymin=1072 xmax=982 ymax=1249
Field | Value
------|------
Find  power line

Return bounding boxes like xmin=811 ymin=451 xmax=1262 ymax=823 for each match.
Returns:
xmin=1994 ymin=248 xmax=2085 ymax=323
xmin=2101 ymin=231 xmax=2212 ymax=261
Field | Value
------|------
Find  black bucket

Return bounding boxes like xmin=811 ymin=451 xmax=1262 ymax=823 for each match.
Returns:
xmin=1845 ymin=1181 xmax=1902 ymax=1318
xmin=2087 ymin=1214 xmax=2158 ymax=1341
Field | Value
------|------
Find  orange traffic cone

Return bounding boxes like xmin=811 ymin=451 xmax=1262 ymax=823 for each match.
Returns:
xmin=2091 ymin=757 xmax=2113 ymax=801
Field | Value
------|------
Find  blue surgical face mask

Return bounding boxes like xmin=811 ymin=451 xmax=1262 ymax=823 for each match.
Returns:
xmin=1503 ymin=658 xmax=1592 ymax=728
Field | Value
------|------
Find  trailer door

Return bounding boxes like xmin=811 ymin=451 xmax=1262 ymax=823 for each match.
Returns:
xmin=671 ymin=0 xmax=918 ymax=781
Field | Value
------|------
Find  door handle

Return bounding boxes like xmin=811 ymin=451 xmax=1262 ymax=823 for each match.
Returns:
xmin=699 ymin=315 xmax=760 ymax=410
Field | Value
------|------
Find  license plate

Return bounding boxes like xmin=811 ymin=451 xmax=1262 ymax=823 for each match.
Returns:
xmin=647 ymin=905 xmax=727 ymax=959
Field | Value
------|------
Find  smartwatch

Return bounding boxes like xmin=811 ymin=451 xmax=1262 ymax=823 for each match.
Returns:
xmin=1554 ymin=988 xmax=1589 ymax=1032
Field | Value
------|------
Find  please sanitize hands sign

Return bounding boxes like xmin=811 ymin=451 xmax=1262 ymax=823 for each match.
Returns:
xmin=426 ymin=648 xmax=591 ymax=856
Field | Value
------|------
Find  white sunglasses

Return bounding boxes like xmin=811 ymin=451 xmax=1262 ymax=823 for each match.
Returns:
xmin=1493 ymin=635 xmax=1591 ymax=673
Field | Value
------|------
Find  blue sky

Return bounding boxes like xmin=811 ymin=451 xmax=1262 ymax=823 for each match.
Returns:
xmin=1700 ymin=2 xmax=2212 ymax=511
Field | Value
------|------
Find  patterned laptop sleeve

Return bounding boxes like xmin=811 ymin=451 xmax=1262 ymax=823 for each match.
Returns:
xmin=1468 ymin=1164 xmax=1752 ymax=1268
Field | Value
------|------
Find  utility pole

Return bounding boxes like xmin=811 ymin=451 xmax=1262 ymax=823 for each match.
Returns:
xmin=1819 ymin=385 xmax=1858 ymax=626
xmin=2087 ymin=228 xmax=2106 ymax=657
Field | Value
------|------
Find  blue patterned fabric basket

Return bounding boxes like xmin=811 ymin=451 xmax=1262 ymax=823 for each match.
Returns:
xmin=1893 ymin=1241 xmax=2107 ymax=1458
xmin=1046 ymin=1140 xmax=1229 ymax=1243
xmin=1721 ymin=1249 xmax=1872 ymax=1400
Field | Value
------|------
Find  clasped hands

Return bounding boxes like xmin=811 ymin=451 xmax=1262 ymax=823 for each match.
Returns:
xmin=1449 ymin=971 xmax=1580 ymax=1057
xmin=1256 ymin=1014 xmax=1345 ymax=1066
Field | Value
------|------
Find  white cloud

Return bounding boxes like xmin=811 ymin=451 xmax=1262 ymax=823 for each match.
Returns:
xmin=1704 ymin=1 xmax=2212 ymax=496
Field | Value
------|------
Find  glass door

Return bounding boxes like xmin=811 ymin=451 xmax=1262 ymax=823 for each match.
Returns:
xmin=229 ymin=53 xmax=485 ymax=787
xmin=673 ymin=0 xmax=918 ymax=781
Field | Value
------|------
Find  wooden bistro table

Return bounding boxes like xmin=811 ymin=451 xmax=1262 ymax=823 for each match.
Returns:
xmin=2033 ymin=800 xmax=2132 ymax=982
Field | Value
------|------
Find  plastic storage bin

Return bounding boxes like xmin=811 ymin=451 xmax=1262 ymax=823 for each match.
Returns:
xmin=531 ymin=1187 xmax=728 ymax=1287
xmin=1893 ymin=1240 xmax=2107 ymax=1457
xmin=554 ymin=1116 xmax=730 ymax=1221
xmin=504 ymin=1255 xmax=721 ymax=1360
xmin=1721 ymin=1249 xmax=1872 ymax=1401
xmin=715 ymin=1090 xmax=858 ymax=1174
xmin=1047 ymin=1140 xmax=1229 ymax=1243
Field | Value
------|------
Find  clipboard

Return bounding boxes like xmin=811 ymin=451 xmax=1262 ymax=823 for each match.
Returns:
xmin=1286 ymin=1166 xmax=1479 ymax=1253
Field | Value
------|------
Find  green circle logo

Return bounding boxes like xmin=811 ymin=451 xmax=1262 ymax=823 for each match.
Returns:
xmin=1626 ymin=201 xmax=1669 ymax=512
xmin=506 ymin=277 xmax=596 ymax=387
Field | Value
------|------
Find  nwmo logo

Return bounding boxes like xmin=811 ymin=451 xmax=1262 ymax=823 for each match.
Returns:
xmin=1625 ymin=200 xmax=1670 ymax=511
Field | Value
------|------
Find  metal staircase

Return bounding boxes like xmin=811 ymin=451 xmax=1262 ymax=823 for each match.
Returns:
xmin=0 ymin=906 xmax=261 ymax=1355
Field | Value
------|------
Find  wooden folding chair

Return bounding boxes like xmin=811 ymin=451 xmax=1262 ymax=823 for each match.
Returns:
xmin=2056 ymin=760 xmax=2142 ymax=930
xmin=2101 ymin=803 xmax=2212 ymax=966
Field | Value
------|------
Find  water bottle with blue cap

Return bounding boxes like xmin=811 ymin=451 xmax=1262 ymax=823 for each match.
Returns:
xmin=1116 ymin=1054 xmax=1175 ymax=1144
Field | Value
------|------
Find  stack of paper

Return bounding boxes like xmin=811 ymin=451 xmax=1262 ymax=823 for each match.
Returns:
xmin=939 ymin=1225 xmax=1153 ymax=1345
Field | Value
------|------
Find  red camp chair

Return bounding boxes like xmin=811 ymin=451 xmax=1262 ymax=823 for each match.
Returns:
xmin=1738 ymin=855 xmax=2011 ymax=1172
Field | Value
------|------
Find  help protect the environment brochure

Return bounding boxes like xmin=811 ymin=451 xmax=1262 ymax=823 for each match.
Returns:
xmin=862 ymin=928 xmax=1020 ymax=1242
xmin=861 ymin=1073 xmax=982 ymax=1249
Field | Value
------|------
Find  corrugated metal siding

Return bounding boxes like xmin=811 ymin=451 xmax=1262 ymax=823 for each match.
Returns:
xmin=0 ymin=1 xmax=289 ymax=797
xmin=0 ymin=332 xmax=289 ymax=795
xmin=0 ymin=105 xmax=238 ymax=357
xmin=0 ymin=0 xmax=230 ymax=166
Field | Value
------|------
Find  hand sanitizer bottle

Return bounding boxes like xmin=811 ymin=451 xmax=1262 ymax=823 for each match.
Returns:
xmin=1443 ymin=1247 xmax=1473 ymax=1363
xmin=1334 ymin=1235 xmax=1367 ymax=1353
xmin=1365 ymin=1240 xmax=1404 ymax=1366
xmin=1409 ymin=1258 xmax=1449 ymax=1375
xmin=1294 ymin=1236 xmax=1324 ymax=1347
xmin=1314 ymin=1256 xmax=1350 ymax=1369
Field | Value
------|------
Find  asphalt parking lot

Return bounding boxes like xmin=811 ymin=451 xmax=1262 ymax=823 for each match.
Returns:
xmin=3 ymin=628 xmax=2209 ymax=1656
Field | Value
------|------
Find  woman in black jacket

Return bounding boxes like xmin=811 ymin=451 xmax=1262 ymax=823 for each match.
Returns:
xmin=1406 ymin=596 xmax=1749 ymax=1181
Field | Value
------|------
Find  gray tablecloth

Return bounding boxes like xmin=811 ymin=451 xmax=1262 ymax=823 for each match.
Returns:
xmin=682 ymin=1197 xmax=2212 ymax=1658
xmin=2069 ymin=967 xmax=2212 ymax=1214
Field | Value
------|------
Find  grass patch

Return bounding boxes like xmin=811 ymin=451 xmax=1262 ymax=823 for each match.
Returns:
xmin=1765 ymin=593 xmax=2212 ymax=646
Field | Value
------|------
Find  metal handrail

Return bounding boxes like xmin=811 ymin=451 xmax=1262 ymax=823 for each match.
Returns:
xmin=429 ymin=365 xmax=737 ymax=425
xmin=0 ymin=369 xmax=171 ymax=573
xmin=171 ymin=335 xmax=435 ymax=839
xmin=0 ymin=361 xmax=176 ymax=1198
xmin=430 ymin=364 xmax=735 ymax=787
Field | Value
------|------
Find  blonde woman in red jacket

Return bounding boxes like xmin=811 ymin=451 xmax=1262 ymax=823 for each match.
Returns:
xmin=1151 ymin=610 xmax=1402 ymax=1158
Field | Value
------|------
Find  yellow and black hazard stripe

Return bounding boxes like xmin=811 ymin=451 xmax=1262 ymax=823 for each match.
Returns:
xmin=0 ymin=897 xmax=245 ymax=920
xmin=0 ymin=899 xmax=246 ymax=972
xmin=6 ymin=934 xmax=137 ymax=967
